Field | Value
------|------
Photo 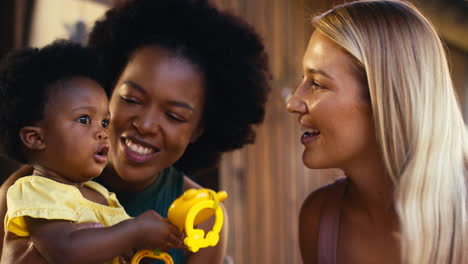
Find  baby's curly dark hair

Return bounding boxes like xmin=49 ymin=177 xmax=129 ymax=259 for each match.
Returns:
xmin=0 ymin=40 xmax=107 ymax=164
xmin=88 ymin=0 xmax=271 ymax=174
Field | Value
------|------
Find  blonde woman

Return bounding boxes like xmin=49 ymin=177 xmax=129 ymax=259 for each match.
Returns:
xmin=287 ymin=1 xmax=468 ymax=263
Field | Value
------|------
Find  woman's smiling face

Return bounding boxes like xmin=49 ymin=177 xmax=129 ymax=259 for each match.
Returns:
xmin=287 ymin=31 xmax=376 ymax=171
xmin=108 ymin=46 xmax=205 ymax=189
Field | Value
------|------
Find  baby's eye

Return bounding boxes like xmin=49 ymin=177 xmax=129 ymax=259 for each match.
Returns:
xmin=77 ymin=115 xmax=91 ymax=125
xmin=101 ymin=119 xmax=110 ymax=128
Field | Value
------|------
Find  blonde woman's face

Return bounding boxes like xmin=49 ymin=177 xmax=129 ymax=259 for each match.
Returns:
xmin=287 ymin=31 xmax=376 ymax=171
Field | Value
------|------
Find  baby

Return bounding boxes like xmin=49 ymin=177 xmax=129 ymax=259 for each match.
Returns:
xmin=0 ymin=40 xmax=183 ymax=264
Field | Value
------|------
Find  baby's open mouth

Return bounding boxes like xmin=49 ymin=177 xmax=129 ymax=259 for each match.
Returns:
xmin=96 ymin=145 xmax=109 ymax=157
xmin=94 ymin=144 xmax=109 ymax=163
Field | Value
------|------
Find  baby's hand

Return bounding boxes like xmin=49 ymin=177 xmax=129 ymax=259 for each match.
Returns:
xmin=133 ymin=210 xmax=185 ymax=251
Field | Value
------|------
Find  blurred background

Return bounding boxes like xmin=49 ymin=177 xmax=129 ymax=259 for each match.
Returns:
xmin=0 ymin=0 xmax=467 ymax=263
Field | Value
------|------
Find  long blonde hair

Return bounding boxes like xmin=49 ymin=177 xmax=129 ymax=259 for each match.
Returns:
xmin=312 ymin=1 xmax=468 ymax=263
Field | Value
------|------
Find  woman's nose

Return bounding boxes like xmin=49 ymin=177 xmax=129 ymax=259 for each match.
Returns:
xmin=286 ymin=90 xmax=307 ymax=114
xmin=132 ymin=112 xmax=161 ymax=135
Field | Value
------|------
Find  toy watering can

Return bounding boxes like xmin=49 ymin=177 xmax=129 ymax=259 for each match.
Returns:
xmin=130 ymin=189 xmax=228 ymax=264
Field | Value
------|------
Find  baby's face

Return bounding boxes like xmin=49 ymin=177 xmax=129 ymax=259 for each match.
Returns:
xmin=38 ymin=76 xmax=110 ymax=184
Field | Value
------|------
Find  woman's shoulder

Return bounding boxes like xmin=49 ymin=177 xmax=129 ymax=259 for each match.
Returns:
xmin=299 ymin=177 xmax=347 ymax=263
xmin=301 ymin=177 xmax=347 ymax=213
xmin=300 ymin=179 xmax=343 ymax=233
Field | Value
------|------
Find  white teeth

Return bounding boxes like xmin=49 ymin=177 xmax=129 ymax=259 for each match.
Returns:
xmin=125 ymin=139 xmax=153 ymax=155
xmin=301 ymin=127 xmax=320 ymax=134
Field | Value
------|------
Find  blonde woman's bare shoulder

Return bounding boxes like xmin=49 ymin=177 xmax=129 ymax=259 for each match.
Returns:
xmin=299 ymin=179 xmax=345 ymax=264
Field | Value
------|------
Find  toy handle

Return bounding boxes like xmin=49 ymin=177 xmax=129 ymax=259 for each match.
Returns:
xmin=130 ymin=249 xmax=174 ymax=264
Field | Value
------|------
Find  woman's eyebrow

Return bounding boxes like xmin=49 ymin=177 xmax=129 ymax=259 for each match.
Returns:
xmin=306 ymin=67 xmax=334 ymax=80
xmin=168 ymin=100 xmax=194 ymax=112
xmin=123 ymin=80 xmax=146 ymax=93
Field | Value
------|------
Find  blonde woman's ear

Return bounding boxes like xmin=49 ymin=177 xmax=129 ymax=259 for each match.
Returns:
xmin=19 ymin=126 xmax=45 ymax=150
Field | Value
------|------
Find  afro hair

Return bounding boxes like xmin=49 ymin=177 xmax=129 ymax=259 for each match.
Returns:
xmin=0 ymin=40 xmax=107 ymax=163
xmin=88 ymin=0 xmax=271 ymax=174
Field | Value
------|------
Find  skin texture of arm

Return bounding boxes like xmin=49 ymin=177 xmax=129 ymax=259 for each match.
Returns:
xmin=183 ymin=176 xmax=227 ymax=264
xmin=25 ymin=210 xmax=183 ymax=264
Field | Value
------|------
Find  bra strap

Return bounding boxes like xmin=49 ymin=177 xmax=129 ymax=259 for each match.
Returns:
xmin=317 ymin=178 xmax=348 ymax=264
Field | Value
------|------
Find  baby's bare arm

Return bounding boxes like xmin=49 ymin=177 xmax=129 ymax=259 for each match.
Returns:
xmin=26 ymin=217 xmax=139 ymax=264
xmin=26 ymin=210 xmax=184 ymax=264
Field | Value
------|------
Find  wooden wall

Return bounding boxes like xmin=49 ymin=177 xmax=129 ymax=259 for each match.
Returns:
xmin=212 ymin=0 xmax=342 ymax=263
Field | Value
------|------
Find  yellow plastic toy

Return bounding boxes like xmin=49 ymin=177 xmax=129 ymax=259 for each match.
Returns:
xmin=131 ymin=249 xmax=173 ymax=264
xmin=130 ymin=188 xmax=228 ymax=264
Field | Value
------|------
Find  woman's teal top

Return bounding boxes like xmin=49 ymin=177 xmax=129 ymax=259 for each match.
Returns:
xmin=99 ymin=166 xmax=186 ymax=264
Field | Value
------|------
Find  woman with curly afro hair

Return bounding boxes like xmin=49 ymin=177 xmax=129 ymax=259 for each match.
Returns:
xmin=0 ymin=0 xmax=270 ymax=263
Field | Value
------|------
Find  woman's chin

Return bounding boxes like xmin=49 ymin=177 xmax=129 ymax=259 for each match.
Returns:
xmin=112 ymin=162 xmax=159 ymax=185
xmin=302 ymin=155 xmax=331 ymax=170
